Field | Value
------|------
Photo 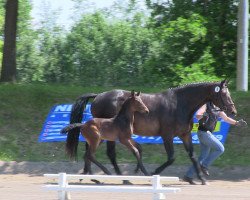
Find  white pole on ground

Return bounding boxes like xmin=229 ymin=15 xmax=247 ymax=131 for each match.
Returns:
xmin=237 ymin=0 xmax=249 ymax=91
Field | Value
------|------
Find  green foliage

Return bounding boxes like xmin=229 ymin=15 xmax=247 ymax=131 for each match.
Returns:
xmin=64 ymin=11 xmax=153 ymax=86
xmin=16 ymin=0 xmax=41 ymax=82
xmin=0 ymin=0 xmax=5 ymax=69
xmin=65 ymin=12 xmax=110 ymax=85
xmin=173 ymin=47 xmax=220 ymax=85
xmin=195 ymin=0 xmax=238 ymax=77
xmin=147 ymin=0 xmax=238 ymax=80
xmin=1 ymin=0 xmax=240 ymax=87
xmin=0 ymin=37 xmax=2 ymax=68
xmin=0 ymin=0 xmax=4 ymax=34
xmin=146 ymin=14 xmax=218 ymax=86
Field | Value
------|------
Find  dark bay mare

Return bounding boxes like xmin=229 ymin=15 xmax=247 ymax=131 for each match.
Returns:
xmin=62 ymin=91 xmax=150 ymax=175
xmin=67 ymin=80 xmax=236 ymax=184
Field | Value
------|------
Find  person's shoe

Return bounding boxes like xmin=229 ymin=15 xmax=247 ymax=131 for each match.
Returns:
xmin=183 ymin=176 xmax=197 ymax=185
xmin=200 ymin=165 xmax=209 ymax=176
xmin=201 ymin=180 xmax=210 ymax=185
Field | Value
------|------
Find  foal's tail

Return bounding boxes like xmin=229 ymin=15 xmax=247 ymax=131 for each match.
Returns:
xmin=61 ymin=123 xmax=83 ymax=134
xmin=66 ymin=93 xmax=97 ymax=159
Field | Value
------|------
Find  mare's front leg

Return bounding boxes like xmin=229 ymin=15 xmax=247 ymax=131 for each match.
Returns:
xmin=106 ymin=141 xmax=122 ymax=175
xmin=181 ymin=134 xmax=206 ymax=185
xmin=152 ymin=136 xmax=175 ymax=175
xmin=120 ymin=138 xmax=150 ymax=176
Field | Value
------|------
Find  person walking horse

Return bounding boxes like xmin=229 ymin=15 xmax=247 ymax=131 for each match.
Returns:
xmin=183 ymin=102 xmax=247 ymax=185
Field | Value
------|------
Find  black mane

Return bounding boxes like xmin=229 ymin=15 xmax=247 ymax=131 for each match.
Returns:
xmin=171 ymin=81 xmax=220 ymax=90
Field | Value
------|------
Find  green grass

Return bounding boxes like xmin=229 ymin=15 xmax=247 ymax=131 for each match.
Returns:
xmin=0 ymin=83 xmax=250 ymax=167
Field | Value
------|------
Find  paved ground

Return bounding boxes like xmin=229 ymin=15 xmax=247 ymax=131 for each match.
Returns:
xmin=1 ymin=161 xmax=250 ymax=200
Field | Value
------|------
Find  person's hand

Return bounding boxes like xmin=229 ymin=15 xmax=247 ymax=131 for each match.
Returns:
xmin=203 ymin=112 xmax=209 ymax=118
xmin=235 ymin=119 xmax=247 ymax=127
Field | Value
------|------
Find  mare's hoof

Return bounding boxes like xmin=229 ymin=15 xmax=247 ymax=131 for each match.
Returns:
xmin=123 ymin=180 xmax=133 ymax=185
xmin=91 ymin=179 xmax=102 ymax=184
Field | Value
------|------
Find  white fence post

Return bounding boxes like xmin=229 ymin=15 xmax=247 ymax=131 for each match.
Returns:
xmin=152 ymin=175 xmax=165 ymax=200
xmin=58 ymin=173 xmax=71 ymax=200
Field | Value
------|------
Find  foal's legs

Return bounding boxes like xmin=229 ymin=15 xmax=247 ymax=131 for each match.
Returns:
xmin=152 ymin=137 xmax=175 ymax=175
xmin=106 ymin=141 xmax=122 ymax=175
xmin=82 ymin=126 xmax=112 ymax=175
xmin=85 ymin=141 xmax=112 ymax=175
xmin=107 ymin=141 xmax=134 ymax=185
xmin=82 ymin=142 xmax=102 ymax=184
xmin=120 ymin=139 xmax=149 ymax=176
xmin=132 ymin=142 xmax=143 ymax=173
xmin=106 ymin=141 xmax=143 ymax=174
xmin=181 ymin=134 xmax=206 ymax=185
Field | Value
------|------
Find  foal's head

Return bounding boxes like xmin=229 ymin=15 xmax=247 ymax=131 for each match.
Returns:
xmin=210 ymin=80 xmax=237 ymax=116
xmin=128 ymin=90 xmax=149 ymax=114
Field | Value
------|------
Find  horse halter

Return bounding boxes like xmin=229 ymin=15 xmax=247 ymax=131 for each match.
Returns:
xmin=215 ymin=86 xmax=234 ymax=112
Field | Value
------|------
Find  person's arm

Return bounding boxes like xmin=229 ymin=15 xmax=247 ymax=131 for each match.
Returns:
xmin=219 ymin=111 xmax=247 ymax=127
xmin=219 ymin=111 xmax=237 ymax=125
xmin=196 ymin=104 xmax=207 ymax=120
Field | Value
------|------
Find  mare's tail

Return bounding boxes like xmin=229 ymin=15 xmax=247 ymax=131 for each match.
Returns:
xmin=66 ymin=93 xmax=97 ymax=159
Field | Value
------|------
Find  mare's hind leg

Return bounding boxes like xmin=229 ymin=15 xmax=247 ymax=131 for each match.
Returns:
xmin=83 ymin=142 xmax=93 ymax=175
xmin=181 ymin=134 xmax=206 ymax=185
xmin=120 ymin=139 xmax=149 ymax=176
xmin=152 ymin=137 xmax=175 ymax=175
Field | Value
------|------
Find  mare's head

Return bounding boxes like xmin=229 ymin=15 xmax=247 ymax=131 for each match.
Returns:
xmin=128 ymin=90 xmax=149 ymax=114
xmin=210 ymin=80 xmax=237 ymax=116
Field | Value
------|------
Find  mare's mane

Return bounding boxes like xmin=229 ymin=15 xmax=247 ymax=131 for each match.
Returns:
xmin=170 ymin=81 xmax=219 ymax=91
xmin=117 ymin=97 xmax=132 ymax=115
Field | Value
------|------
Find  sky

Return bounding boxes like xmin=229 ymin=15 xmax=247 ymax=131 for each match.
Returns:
xmin=30 ymin=0 xmax=116 ymax=28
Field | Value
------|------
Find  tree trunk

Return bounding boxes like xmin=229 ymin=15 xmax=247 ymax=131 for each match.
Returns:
xmin=0 ymin=0 xmax=18 ymax=82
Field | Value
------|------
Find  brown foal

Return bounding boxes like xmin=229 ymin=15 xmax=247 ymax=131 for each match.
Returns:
xmin=61 ymin=90 xmax=149 ymax=175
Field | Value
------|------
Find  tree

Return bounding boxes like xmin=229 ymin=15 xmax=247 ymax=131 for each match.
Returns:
xmin=0 ymin=0 xmax=5 ymax=67
xmin=146 ymin=0 xmax=238 ymax=79
xmin=17 ymin=0 xmax=51 ymax=83
xmin=0 ymin=0 xmax=18 ymax=82
xmin=64 ymin=11 xmax=153 ymax=86
xmin=143 ymin=13 xmax=219 ymax=86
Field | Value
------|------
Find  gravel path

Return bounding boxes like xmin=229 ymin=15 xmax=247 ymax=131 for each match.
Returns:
xmin=1 ymin=161 xmax=250 ymax=200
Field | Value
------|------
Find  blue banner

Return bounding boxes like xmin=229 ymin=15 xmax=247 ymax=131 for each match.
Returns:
xmin=39 ymin=104 xmax=231 ymax=144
